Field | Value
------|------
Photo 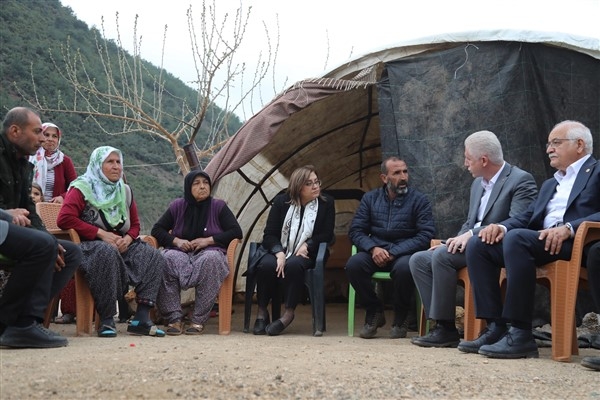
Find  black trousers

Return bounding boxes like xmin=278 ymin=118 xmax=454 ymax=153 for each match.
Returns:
xmin=255 ymin=253 xmax=313 ymax=310
xmin=0 ymin=225 xmax=80 ymax=327
xmin=345 ymin=251 xmax=414 ymax=323
xmin=466 ymin=228 xmax=572 ymax=324
xmin=587 ymin=241 xmax=600 ymax=312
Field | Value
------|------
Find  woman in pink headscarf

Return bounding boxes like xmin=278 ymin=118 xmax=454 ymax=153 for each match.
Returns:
xmin=29 ymin=122 xmax=77 ymax=204
xmin=29 ymin=122 xmax=78 ymax=324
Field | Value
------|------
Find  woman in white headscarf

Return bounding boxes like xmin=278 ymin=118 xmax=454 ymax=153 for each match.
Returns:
xmin=30 ymin=122 xmax=78 ymax=324
xmin=57 ymin=146 xmax=166 ymax=338
xmin=250 ymin=165 xmax=335 ymax=336
xmin=29 ymin=122 xmax=77 ymax=204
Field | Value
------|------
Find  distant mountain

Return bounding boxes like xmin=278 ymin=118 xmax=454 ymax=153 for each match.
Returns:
xmin=0 ymin=0 xmax=242 ymax=232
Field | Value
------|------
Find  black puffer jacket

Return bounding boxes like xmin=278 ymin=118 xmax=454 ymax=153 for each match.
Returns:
xmin=349 ymin=185 xmax=435 ymax=257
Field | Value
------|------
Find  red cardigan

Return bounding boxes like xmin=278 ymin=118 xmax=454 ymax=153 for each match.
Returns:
xmin=51 ymin=155 xmax=77 ymax=199
xmin=57 ymin=187 xmax=141 ymax=241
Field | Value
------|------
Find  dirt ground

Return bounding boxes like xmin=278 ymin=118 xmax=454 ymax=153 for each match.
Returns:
xmin=1 ymin=302 xmax=599 ymax=399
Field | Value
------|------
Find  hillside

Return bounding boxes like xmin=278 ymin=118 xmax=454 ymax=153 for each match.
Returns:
xmin=0 ymin=0 xmax=242 ymax=232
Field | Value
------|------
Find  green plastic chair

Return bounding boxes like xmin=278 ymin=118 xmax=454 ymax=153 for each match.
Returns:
xmin=347 ymin=246 xmax=428 ymax=336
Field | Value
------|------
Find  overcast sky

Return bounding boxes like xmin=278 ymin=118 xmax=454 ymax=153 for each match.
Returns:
xmin=60 ymin=0 xmax=599 ymax=118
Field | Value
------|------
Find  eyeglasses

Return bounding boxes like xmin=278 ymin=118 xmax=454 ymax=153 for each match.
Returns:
xmin=304 ymin=180 xmax=322 ymax=187
xmin=545 ymin=138 xmax=577 ymax=149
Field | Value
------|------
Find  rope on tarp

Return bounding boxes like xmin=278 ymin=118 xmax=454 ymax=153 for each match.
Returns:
xmin=283 ymin=65 xmax=377 ymax=94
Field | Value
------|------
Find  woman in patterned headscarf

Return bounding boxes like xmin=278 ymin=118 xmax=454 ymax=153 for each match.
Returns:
xmin=29 ymin=122 xmax=77 ymax=203
xmin=57 ymin=146 xmax=166 ymax=338
xmin=250 ymin=165 xmax=335 ymax=336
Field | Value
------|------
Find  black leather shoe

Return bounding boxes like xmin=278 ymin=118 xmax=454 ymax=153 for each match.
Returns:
xmin=0 ymin=322 xmax=68 ymax=348
xmin=412 ymin=326 xmax=460 ymax=348
xmin=581 ymin=356 xmax=600 ymax=371
xmin=266 ymin=319 xmax=290 ymax=336
xmin=457 ymin=322 xmax=507 ymax=353
xmin=478 ymin=326 xmax=539 ymax=359
xmin=252 ymin=315 xmax=270 ymax=335
xmin=359 ymin=311 xmax=386 ymax=339
xmin=591 ymin=334 xmax=600 ymax=350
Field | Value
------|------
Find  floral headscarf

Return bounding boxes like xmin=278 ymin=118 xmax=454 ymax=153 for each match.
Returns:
xmin=29 ymin=122 xmax=65 ymax=195
xmin=69 ymin=146 xmax=127 ymax=227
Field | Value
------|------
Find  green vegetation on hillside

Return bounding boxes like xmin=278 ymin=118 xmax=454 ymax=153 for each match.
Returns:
xmin=0 ymin=0 xmax=242 ymax=232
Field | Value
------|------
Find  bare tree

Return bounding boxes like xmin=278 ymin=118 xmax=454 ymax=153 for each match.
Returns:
xmin=17 ymin=0 xmax=279 ymax=174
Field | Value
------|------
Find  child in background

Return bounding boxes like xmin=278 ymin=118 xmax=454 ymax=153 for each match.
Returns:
xmin=31 ymin=182 xmax=43 ymax=204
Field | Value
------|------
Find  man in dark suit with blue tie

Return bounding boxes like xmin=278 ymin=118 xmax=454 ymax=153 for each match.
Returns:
xmin=459 ymin=120 xmax=600 ymax=359
xmin=409 ymin=130 xmax=538 ymax=348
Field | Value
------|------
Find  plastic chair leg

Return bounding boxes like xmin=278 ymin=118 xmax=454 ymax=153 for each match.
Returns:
xmin=348 ymin=283 xmax=356 ymax=336
xmin=74 ymin=268 xmax=95 ymax=336
xmin=305 ymin=265 xmax=326 ymax=336
xmin=243 ymin=275 xmax=255 ymax=333
xmin=308 ymin=278 xmax=325 ymax=336
xmin=43 ymin=295 xmax=60 ymax=328
xmin=415 ymin=291 xmax=429 ymax=335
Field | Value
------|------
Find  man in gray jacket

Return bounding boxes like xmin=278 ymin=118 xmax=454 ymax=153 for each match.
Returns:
xmin=409 ymin=130 xmax=538 ymax=347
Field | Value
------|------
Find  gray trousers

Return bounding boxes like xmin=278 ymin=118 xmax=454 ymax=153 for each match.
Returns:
xmin=409 ymin=245 xmax=466 ymax=321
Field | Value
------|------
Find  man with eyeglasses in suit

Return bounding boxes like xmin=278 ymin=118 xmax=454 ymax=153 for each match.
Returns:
xmin=460 ymin=120 xmax=600 ymax=360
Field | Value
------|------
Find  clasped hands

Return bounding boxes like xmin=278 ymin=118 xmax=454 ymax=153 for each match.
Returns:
xmin=477 ymin=223 xmax=571 ymax=255
xmin=371 ymin=246 xmax=395 ymax=268
xmin=98 ymin=229 xmax=133 ymax=253
xmin=173 ymin=237 xmax=212 ymax=253
xmin=7 ymin=208 xmax=31 ymax=227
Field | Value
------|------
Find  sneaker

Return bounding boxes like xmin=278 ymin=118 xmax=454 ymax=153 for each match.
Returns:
xmin=411 ymin=325 xmax=460 ymax=347
xmin=457 ymin=322 xmax=507 ymax=354
xmin=390 ymin=319 xmax=410 ymax=339
xmin=0 ymin=322 xmax=68 ymax=348
xmin=359 ymin=310 xmax=386 ymax=339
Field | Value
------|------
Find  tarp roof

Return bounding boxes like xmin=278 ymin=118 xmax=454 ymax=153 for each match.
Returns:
xmin=205 ymin=30 xmax=600 ymax=291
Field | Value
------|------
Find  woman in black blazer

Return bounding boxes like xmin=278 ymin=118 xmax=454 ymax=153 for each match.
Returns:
xmin=252 ymin=165 xmax=335 ymax=336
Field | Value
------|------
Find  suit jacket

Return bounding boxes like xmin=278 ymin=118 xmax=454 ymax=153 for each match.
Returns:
xmin=460 ymin=163 xmax=538 ymax=236
xmin=503 ymin=156 xmax=600 ymax=232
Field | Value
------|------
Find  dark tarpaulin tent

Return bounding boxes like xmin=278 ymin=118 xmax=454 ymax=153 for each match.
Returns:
xmin=205 ymin=30 xmax=600 ymax=291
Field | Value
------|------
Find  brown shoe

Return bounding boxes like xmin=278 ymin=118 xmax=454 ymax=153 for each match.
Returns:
xmin=184 ymin=323 xmax=204 ymax=335
xmin=165 ymin=321 xmax=183 ymax=336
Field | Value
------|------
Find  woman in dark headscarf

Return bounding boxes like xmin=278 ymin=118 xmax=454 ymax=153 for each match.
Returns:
xmin=57 ymin=146 xmax=166 ymax=338
xmin=152 ymin=170 xmax=242 ymax=335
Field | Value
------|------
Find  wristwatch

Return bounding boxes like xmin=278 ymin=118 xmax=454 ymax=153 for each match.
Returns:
xmin=564 ymin=222 xmax=573 ymax=237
